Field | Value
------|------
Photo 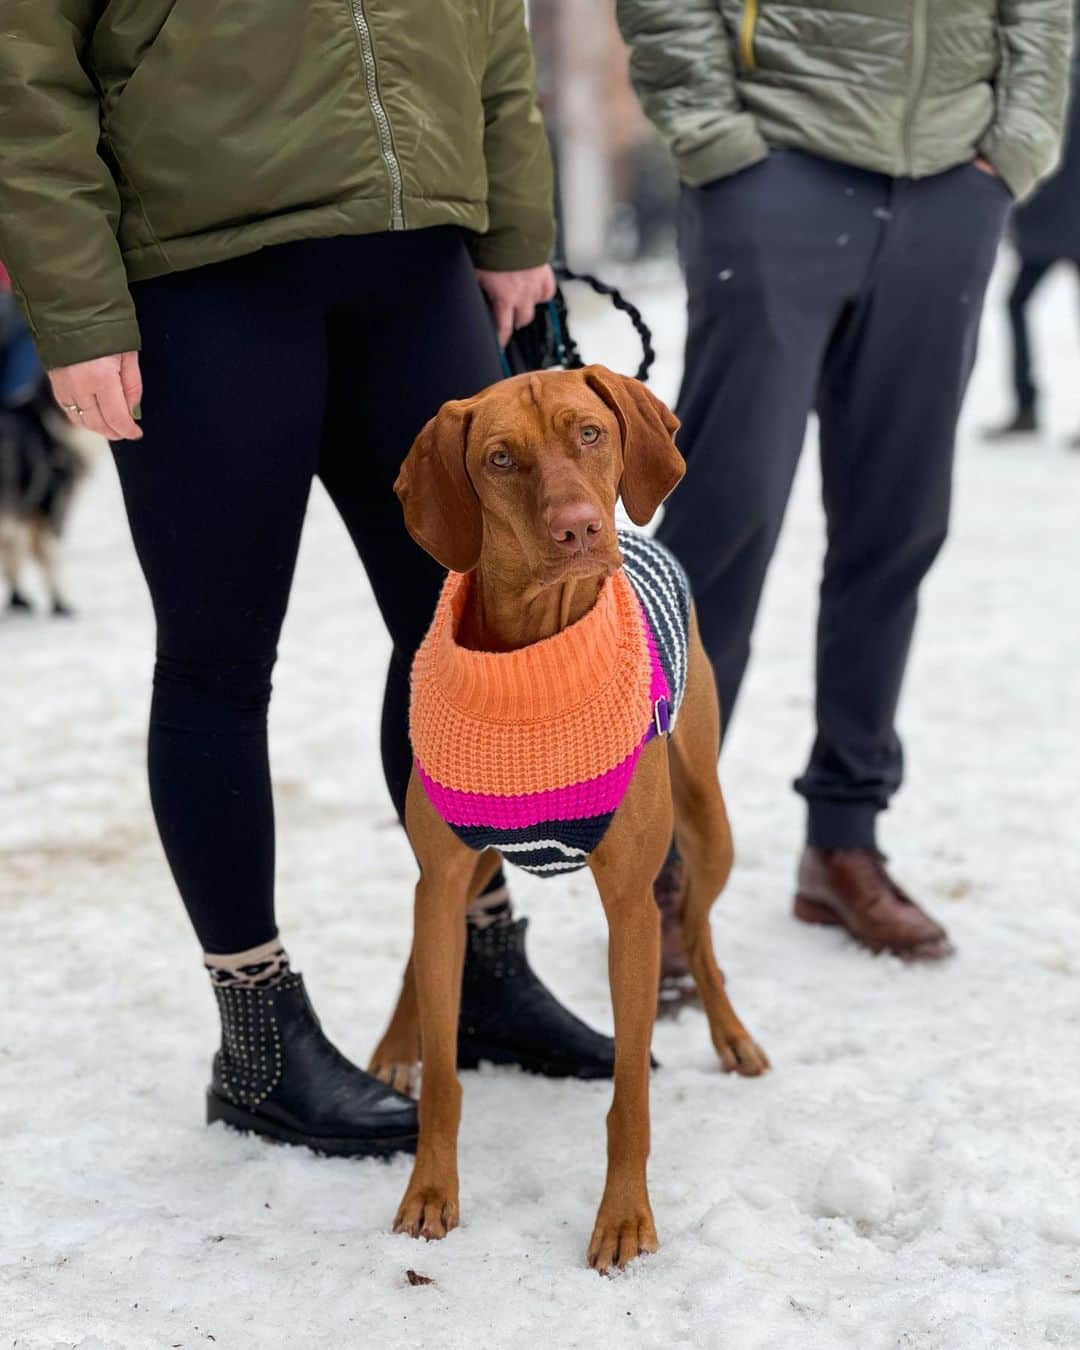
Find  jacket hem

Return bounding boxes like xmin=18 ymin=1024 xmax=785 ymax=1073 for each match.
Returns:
xmin=743 ymin=130 xmax=1036 ymax=193
xmin=675 ymin=123 xmax=770 ymax=187
xmin=122 ymin=195 xmax=492 ymax=283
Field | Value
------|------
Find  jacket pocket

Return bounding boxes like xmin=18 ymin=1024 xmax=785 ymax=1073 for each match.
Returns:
xmin=739 ymin=0 xmax=759 ymax=71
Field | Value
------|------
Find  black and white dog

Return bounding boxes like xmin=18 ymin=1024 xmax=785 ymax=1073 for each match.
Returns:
xmin=0 ymin=381 xmax=92 ymax=617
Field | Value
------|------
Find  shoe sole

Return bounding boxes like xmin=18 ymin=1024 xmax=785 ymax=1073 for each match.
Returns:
xmin=457 ymin=1041 xmax=614 ymax=1080
xmin=793 ymin=893 xmax=955 ymax=962
xmin=206 ymin=1089 xmax=417 ymax=1158
xmin=458 ymin=1042 xmax=662 ymax=1077
xmin=793 ymin=893 xmax=842 ymax=926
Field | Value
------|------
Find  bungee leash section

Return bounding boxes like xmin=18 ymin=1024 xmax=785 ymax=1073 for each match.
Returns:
xmin=500 ymin=264 xmax=655 ymax=385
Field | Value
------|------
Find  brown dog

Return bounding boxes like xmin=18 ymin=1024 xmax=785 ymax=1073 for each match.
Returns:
xmin=371 ymin=366 xmax=768 ymax=1272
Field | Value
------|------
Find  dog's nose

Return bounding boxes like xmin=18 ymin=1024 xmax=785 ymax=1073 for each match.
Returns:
xmin=548 ymin=502 xmax=603 ymax=553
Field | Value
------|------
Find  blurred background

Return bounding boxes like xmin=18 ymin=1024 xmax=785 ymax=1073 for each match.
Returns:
xmin=531 ymin=1 xmax=677 ymax=266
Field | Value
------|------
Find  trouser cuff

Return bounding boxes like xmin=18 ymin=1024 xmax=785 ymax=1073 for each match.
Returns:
xmin=806 ymin=800 xmax=880 ymax=850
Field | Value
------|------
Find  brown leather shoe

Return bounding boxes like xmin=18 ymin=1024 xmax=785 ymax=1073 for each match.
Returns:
xmin=794 ymin=847 xmax=954 ymax=961
xmin=654 ymin=855 xmax=699 ymax=1013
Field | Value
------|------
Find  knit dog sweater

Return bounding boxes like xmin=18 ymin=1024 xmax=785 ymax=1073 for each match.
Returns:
xmin=410 ymin=531 xmax=691 ymax=876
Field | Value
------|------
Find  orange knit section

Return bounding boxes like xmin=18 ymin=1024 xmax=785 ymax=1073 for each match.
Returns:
xmin=410 ymin=569 xmax=652 ymax=797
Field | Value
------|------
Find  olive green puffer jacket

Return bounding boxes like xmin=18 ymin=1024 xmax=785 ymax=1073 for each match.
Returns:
xmin=617 ymin=0 xmax=1072 ymax=203
xmin=0 ymin=0 xmax=554 ymax=369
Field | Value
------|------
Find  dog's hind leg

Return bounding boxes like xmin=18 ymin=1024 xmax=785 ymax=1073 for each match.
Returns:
xmin=370 ymin=847 xmax=500 ymax=1095
xmin=670 ymin=608 xmax=769 ymax=1077
xmin=369 ymin=949 xmax=422 ymax=1095
xmin=0 ymin=519 xmax=32 ymax=611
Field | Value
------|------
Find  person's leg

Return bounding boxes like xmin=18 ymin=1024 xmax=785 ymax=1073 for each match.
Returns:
xmin=1007 ymin=256 xmax=1053 ymax=421
xmin=654 ymin=152 xmax=887 ymax=991
xmin=307 ymin=230 xmax=512 ymax=921
xmin=983 ymin=256 xmax=1051 ymax=439
xmin=801 ymin=164 xmax=1010 ymax=851
xmin=1010 ymin=257 xmax=1052 ymax=414
xmin=315 ymin=229 xmax=501 ymax=824
xmin=314 ymin=229 xmax=509 ymax=922
xmin=114 ymin=247 xmax=416 ymax=1150
xmin=114 ymin=254 xmax=324 ymax=955
xmin=658 ymin=153 xmax=880 ymax=727
xmin=316 ymin=227 xmax=615 ymax=1077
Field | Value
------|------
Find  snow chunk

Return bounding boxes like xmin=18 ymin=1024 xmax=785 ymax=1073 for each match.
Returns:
xmin=814 ymin=1149 xmax=895 ymax=1226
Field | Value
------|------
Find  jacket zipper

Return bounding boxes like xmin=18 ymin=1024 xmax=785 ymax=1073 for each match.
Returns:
xmin=349 ymin=0 xmax=405 ymax=230
xmin=740 ymin=0 xmax=759 ymax=71
xmin=901 ymin=0 xmax=929 ymax=172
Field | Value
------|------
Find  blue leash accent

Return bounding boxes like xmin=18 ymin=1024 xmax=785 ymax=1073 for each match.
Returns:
xmin=547 ymin=299 xmax=569 ymax=366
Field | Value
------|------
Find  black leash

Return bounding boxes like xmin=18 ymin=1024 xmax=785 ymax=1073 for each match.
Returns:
xmin=500 ymin=266 xmax=655 ymax=384
xmin=553 ymin=265 xmax=655 ymax=384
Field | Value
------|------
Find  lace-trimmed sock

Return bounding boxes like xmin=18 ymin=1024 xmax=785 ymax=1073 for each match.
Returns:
xmin=466 ymin=880 xmax=514 ymax=931
xmin=204 ymin=937 xmax=291 ymax=989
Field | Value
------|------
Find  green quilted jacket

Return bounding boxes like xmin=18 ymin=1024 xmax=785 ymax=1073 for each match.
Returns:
xmin=0 ymin=1 xmax=554 ymax=369
xmin=617 ymin=0 xmax=1072 ymax=202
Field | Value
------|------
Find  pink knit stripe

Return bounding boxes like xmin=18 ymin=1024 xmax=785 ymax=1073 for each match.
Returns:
xmin=416 ymin=749 xmax=644 ymax=829
xmin=415 ymin=603 xmax=673 ymax=832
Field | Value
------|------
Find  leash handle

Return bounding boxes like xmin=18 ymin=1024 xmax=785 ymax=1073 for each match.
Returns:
xmin=553 ymin=264 xmax=656 ymax=385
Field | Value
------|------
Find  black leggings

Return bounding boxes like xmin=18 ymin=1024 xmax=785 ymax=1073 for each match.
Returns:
xmin=112 ymin=229 xmax=503 ymax=953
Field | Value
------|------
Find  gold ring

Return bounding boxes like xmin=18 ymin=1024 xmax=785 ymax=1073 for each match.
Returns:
xmin=61 ymin=402 xmax=83 ymax=415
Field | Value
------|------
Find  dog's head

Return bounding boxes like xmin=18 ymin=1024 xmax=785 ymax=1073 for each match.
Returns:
xmin=395 ymin=366 xmax=683 ymax=584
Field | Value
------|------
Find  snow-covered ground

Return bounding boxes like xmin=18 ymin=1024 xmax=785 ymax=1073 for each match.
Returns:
xmin=3 ymin=254 xmax=1079 ymax=1350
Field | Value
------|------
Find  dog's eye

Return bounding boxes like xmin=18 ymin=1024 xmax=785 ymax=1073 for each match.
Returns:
xmin=488 ymin=448 xmax=515 ymax=469
xmin=580 ymin=425 xmax=601 ymax=445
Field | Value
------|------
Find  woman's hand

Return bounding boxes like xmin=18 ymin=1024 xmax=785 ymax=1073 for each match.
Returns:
xmin=49 ymin=352 xmax=143 ymax=441
xmin=475 ymin=264 xmax=557 ymax=348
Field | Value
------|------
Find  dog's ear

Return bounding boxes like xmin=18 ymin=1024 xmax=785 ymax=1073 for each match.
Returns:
xmin=394 ymin=399 xmax=483 ymax=573
xmin=582 ymin=366 xmax=684 ymax=525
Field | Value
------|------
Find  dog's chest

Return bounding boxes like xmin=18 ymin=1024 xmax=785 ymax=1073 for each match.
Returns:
xmin=411 ymin=532 xmax=690 ymax=877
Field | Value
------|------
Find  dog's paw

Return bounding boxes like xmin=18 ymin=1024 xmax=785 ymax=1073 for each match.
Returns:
xmin=369 ymin=1053 xmax=420 ymax=1097
xmin=715 ymin=1031 xmax=771 ymax=1077
xmin=369 ymin=1027 xmax=422 ymax=1097
xmin=587 ymin=1206 xmax=659 ymax=1274
xmin=393 ymin=1183 xmax=460 ymax=1242
xmin=657 ymin=971 xmax=700 ymax=1018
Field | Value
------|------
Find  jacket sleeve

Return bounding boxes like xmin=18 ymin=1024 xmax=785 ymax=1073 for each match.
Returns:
xmin=616 ymin=0 xmax=768 ymax=185
xmin=0 ymin=1 xmax=140 ymax=369
xmin=979 ymin=0 xmax=1075 ymax=200
xmin=469 ymin=0 xmax=556 ymax=271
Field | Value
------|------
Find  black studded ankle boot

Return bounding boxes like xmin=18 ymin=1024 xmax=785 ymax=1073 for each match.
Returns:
xmin=457 ymin=918 xmax=617 ymax=1080
xmin=207 ymin=974 xmax=417 ymax=1157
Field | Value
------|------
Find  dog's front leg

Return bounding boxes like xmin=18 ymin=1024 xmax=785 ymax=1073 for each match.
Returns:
xmin=586 ymin=739 xmax=671 ymax=1273
xmin=589 ymin=888 xmax=661 ymax=1273
xmin=393 ymin=776 xmax=475 ymax=1241
xmin=392 ymin=873 xmax=467 ymax=1239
